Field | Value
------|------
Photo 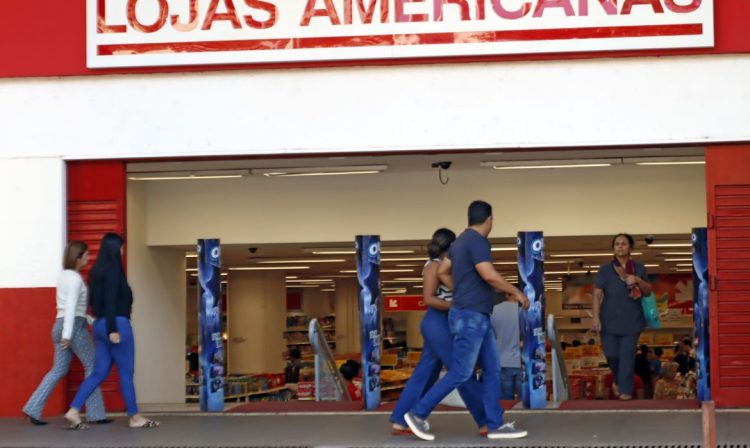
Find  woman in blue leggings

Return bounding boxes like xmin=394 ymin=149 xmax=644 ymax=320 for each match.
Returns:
xmin=390 ymin=228 xmax=487 ymax=435
xmin=64 ymin=233 xmax=159 ymax=429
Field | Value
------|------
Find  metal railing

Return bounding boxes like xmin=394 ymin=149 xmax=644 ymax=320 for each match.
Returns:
xmin=309 ymin=318 xmax=350 ymax=401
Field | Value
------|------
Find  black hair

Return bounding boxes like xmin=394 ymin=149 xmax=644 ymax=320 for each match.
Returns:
xmin=89 ymin=233 xmax=126 ymax=297
xmin=427 ymin=228 xmax=456 ymax=259
xmin=682 ymin=337 xmax=693 ymax=348
xmin=654 ymin=347 xmax=664 ymax=357
xmin=339 ymin=360 xmax=360 ymax=381
xmin=611 ymin=233 xmax=635 ymax=249
xmin=639 ymin=344 xmax=649 ymax=354
xmin=289 ymin=348 xmax=302 ymax=360
xmin=468 ymin=200 xmax=492 ymax=226
xmin=571 ymin=340 xmax=581 ymax=347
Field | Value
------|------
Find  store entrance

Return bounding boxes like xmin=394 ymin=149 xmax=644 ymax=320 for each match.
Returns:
xmin=120 ymin=148 xmax=707 ymax=411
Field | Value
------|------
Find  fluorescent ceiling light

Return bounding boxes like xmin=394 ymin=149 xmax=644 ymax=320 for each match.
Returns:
xmin=128 ymin=169 xmax=249 ymax=181
xmin=665 ymin=258 xmax=693 ymax=262
xmin=321 ymin=289 xmax=336 ymax=292
xmin=257 ymin=259 xmax=346 ymax=264
xmin=185 ymin=253 xmax=197 ymax=258
xmin=662 ymin=252 xmax=692 ymax=256
xmin=285 ymin=276 xmax=298 ymax=279
xmin=647 ymin=243 xmax=692 ymax=248
xmin=491 ymin=246 xmax=517 ymax=252
xmin=672 ymin=268 xmax=693 ymax=272
xmin=493 ymin=261 xmax=518 ymax=265
xmin=382 ymin=257 xmax=427 ymax=262
xmin=644 ymin=264 xmax=661 ymax=267
xmin=309 ymin=249 xmax=414 ymax=255
xmin=675 ymin=263 xmax=693 ymax=267
xmin=286 ymin=284 xmax=319 ymax=288
xmin=285 ymin=279 xmax=333 ymax=283
xmin=254 ymin=165 xmax=387 ymax=177
xmin=550 ymin=252 xmax=642 ymax=258
xmin=382 ymin=280 xmax=424 ymax=284
xmin=624 ymin=156 xmax=705 ymax=166
xmin=381 ymin=269 xmax=415 ymax=273
xmin=394 ymin=277 xmax=422 ymax=281
xmin=545 ymin=270 xmax=591 ymax=275
xmin=340 ymin=270 xmax=357 ymax=274
xmin=230 ymin=266 xmax=310 ymax=271
xmin=395 ymin=264 xmax=421 ymax=267
xmin=481 ymin=159 xmax=619 ymax=170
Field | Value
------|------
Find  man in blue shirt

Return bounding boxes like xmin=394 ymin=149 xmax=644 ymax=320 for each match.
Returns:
xmin=405 ymin=200 xmax=530 ymax=441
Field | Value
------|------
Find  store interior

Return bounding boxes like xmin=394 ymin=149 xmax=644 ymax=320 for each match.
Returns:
xmin=123 ymin=148 xmax=707 ymax=409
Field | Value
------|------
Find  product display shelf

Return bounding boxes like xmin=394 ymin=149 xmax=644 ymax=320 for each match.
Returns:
xmin=284 ymin=313 xmax=336 ymax=358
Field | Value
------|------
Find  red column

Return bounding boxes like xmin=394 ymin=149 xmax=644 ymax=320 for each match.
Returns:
xmin=705 ymin=146 xmax=750 ymax=407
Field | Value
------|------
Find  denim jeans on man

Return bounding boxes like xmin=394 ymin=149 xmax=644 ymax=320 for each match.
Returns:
xmin=391 ymin=307 xmax=486 ymax=428
xmin=500 ymin=367 xmax=522 ymax=400
xmin=411 ymin=307 xmax=503 ymax=429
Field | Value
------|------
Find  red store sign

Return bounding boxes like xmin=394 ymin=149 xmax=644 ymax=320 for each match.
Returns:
xmin=385 ymin=295 xmax=428 ymax=311
xmin=87 ymin=0 xmax=714 ymax=68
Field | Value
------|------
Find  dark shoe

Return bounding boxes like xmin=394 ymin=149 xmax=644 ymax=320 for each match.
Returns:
xmin=24 ymin=413 xmax=48 ymax=426
xmin=90 ymin=418 xmax=115 ymax=424
xmin=404 ymin=412 xmax=434 ymax=441
xmin=487 ymin=421 xmax=528 ymax=439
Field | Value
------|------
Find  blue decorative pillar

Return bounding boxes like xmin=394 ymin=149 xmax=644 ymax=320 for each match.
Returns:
xmin=517 ymin=231 xmax=547 ymax=409
xmin=356 ymin=235 xmax=381 ymax=410
xmin=692 ymin=228 xmax=710 ymax=401
xmin=198 ymin=239 xmax=224 ymax=412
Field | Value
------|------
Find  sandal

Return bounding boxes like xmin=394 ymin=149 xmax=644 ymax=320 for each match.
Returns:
xmin=130 ymin=419 xmax=160 ymax=429
xmin=391 ymin=423 xmax=412 ymax=435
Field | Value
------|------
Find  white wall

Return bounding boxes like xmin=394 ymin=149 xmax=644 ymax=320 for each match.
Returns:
xmin=0 ymin=158 xmax=65 ymax=288
xmin=140 ymin=163 xmax=706 ymax=245
xmin=127 ymin=181 xmax=187 ymax=404
xmin=0 ymin=55 xmax=748 ymax=161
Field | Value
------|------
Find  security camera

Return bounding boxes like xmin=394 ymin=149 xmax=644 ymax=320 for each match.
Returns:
xmin=247 ymin=247 xmax=258 ymax=254
xmin=431 ymin=161 xmax=452 ymax=170
xmin=645 ymin=235 xmax=655 ymax=245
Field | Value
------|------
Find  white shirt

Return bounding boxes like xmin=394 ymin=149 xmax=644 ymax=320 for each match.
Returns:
xmin=55 ymin=270 xmax=88 ymax=340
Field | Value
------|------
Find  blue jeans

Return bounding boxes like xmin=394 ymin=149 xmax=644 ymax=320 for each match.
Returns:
xmin=500 ymin=367 xmax=522 ymax=400
xmin=71 ymin=317 xmax=138 ymax=416
xmin=600 ymin=331 xmax=640 ymax=396
xmin=412 ymin=308 xmax=503 ymax=430
xmin=390 ymin=308 xmax=486 ymax=428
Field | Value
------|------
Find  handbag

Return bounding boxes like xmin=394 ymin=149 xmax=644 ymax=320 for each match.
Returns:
xmin=641 ymin=292 xmax=661 ymax=329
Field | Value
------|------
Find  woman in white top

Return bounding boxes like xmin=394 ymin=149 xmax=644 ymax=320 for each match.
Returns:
xmin=22 ymin=241 xmax=111 ymax=426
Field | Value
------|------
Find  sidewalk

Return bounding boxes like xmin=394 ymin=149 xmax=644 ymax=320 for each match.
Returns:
xmin=1 ymin=409 xmax=748 ymax=447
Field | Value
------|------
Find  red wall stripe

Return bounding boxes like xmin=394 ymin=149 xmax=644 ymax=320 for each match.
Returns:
xmin=1 ymin=0 xmax=750 ymax=78
xmin=0 ymin=288 xmax=65 ymax=417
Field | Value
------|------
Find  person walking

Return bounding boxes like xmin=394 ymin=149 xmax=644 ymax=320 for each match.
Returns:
xmin=64 ymin=233 xmax=159 ymax=429
xmin=491 ymin=298 xmax=522 ymax=401
xmin=592 ymin=233 xmax=652 ymax=400
xmin=390 ymin=228 xmax=487 ymax=436
xmin=22 ymin=241 xmax=112 ymax=426
xmin=404 ymin=201 xmax=529 ymax=441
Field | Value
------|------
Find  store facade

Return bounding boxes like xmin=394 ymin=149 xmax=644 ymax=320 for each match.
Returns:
xmin=1 ymin=0 xmax=750 ymax=416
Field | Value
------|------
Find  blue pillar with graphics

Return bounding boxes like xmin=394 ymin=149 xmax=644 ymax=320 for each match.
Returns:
xmin=198 ymin=239 xmax=224 ymax=412
xmin=356 ymin=235 xmax=381 ymax=410
xmin=692 ymin=228 xmax=710 ymax=401
xmin=518 ymin=231 xmax=547 ymax=409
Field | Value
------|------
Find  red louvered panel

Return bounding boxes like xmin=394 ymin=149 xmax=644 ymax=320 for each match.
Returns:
xmin=706 ymin=147 xmax=750 ymax=408
xmin=716 ymin=313 xmax=750 ymax=324
xmin=65 ymin=161 xmax=126 ymax=413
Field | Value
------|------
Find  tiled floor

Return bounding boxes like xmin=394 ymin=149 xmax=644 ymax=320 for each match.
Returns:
xmin=2 ymin=409 xmax=748 ymax=447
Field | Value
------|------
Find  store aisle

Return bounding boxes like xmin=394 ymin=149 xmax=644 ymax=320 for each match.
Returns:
xmin=2 ymin=409 xmax=746 ymax=447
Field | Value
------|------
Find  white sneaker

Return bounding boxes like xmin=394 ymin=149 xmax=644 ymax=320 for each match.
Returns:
xmin=487 ymin=421 xmax=528 ymax=439
xmin=404 ymin=412 xmax=435 ymax=441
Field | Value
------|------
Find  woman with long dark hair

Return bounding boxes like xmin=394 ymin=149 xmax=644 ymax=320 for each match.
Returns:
xmin=592 ymin=233 xmax=653 ymax=400
xmin=22 ymin=241 xmax=111 ymax=426
xmin=390 ymin=228 xmax=487 ymax=435
xmin=64 ymin=233 xmax=159 ymax=429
